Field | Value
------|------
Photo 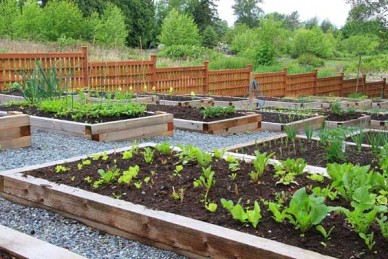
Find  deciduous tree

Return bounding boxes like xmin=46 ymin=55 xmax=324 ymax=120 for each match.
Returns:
xmin=232 ymin=0 xmax=263 ymax=28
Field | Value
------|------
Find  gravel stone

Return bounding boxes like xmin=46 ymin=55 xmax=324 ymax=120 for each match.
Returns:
xmin=0 ymin=129 xmax=279 ymax=258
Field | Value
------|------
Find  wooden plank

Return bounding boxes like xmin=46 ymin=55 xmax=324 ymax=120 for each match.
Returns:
xmin=30 ymin=116 xmax=86 ymax=135
xmin=206 ymin=113 xmax=261 ymax=131
xmin=0 ymin=225 xmax=86 ymax=259
xmin=173 ymin=119 xmax=205 ymax=131
xmin=0 ymin=163 xmax=333 ymax=259
xmin=0 ymin=135 xmax=31 ymax=149
xmin=97 ymin=123 xmax=172 ymax=142
xmin=211 ymin=121 xmax=260 ymax=135
xmin=0 ymin=94 xmax=25 ymax=104
xmin=325 ymin=115 xmax=371 ymax=129
xmin=90 ymin=113 xmax=173 ymax=135
xmin=0 ymin=114 xmax=30 ymax=130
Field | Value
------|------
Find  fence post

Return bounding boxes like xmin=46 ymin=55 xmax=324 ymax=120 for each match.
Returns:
xmin=150 ymin=55 xmax=157 ymax=91
xmin=362 ymin=74 xmax=367 ymax=95
xmin=313 ymin=69 xmax=318 ymax=95
xmin=81 ymin=46 xmax=89 ymax=89
xmin=203 ymin=61 xmax=209 ymax=94
xmin=0 ymin=57 xmax=3 ymax=90
xmin=382 ymin=78 xmax=386 ymax=99
xmin=339 ymin=73 xmax=344 ymax=97
xmin=283 ymin=68 xmax=287 ymax=96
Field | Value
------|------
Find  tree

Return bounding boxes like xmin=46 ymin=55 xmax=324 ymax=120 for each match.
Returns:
xmin=340 ymin=34 xmax=379 ymax=92
xmin=290 ymin=27 xmax=335 ymax=58
xmin=202 ymin=25 xmax=218 ymax=48
xmin=40 ymin=0 xmax=85 ymax=41
xmin=91 ymin=3 xmax=127 ymax=47
xmin=232 ymin=0 xmax=263 ymax=28
xmin=0 ymin=0 xmax=20 ymax=37
xmin=345 ymin=0 xmax=387 ymax=27
xmin=284 ymin=11 xmax=301 ymax=31
xmin=13 ymin=0 xmax=43 ymax=40
xmin=191 ymin=0 xmax=219 ymax=33
xmin=109 ymin=0 xmax=156 ymax=47
xmin=320 ymin=19 xmax=336 ymax=33
xmin=159 ymin=8 xmax=201 ymax=46
xmin=76 ymin=0 xmax=106 ymax=17
xmin=304 ymin=17 xmax=319 ymax=29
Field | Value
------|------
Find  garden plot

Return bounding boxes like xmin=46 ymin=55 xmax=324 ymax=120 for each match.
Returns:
xmin=147 ymin=104 xmax=261 ymax=135
xmin=0 ymin=112 xmax=31 ymax=149
xmin=0 ymin=225 xmax=86 ymax=259
xmin=257 ymin=97 xmax=323 ymax=110
xmin=258 ymin=110 xmax=325 ymax=132
xmin=306 ymin=96 xmax=372 ymax=109
xmin=371 ymin=99 xmax=388 ymax=109
xmin=369 ymin=113 xmax=388 ymax=130
xmin=1 ymin=143 xmax=386 ymax=258
xmin=157 ymin=95 xmax=214 ymax=108
xmin=198 ymin=95 xmax=259 ymax=109
xmin=324 ymin=112 xmax=371 ymax=129
xmin=1 ymin=100 xmax=173 ymax=142
xmin=86 ymin=91 xmax=159 ymax=104
xmin=345 ymin=129 xmax=388 ymax=149
xmin=0 ymin=93 xmax=25 ymax=104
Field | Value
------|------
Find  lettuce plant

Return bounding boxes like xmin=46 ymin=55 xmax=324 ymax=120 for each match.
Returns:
xmin=249 ymin=151 xmax=274 ymax=183
xmin=221 ymin=199 xmax=262 ymax=228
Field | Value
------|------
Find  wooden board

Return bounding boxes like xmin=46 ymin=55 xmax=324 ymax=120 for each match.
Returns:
xmin=370 ymin=119 xmax=388 ymax=130
xmin=260 ymin=100 xmax=323 ymax=110
xmin=0 ymin=145 xmax=333 ymax=259
xmin=26 ymin=113 xmax=173 ymax=142
xmin=87 ymin=95 xmax=158 ymax=104
xmin=0 ymin=114 xmax=31 ymax=149
xmin=212 ymin=99 xmax=259 ymax=109
xmin=325 ymin=115 xmax=371 ymax=129
xmin=0 ymin=94 xmax=25 ymax=104
xmin=158 ymin=97 xmax=214 ymax=108
xmin=371 ymin=100 xmax=388 ymax=109
xmin=0 ymin=225 xmax=86 ymax=259
xmin=173 ymin=113 xmax=261 ymax=135
xmin=261 ymin=115 xmax=325 ymax=132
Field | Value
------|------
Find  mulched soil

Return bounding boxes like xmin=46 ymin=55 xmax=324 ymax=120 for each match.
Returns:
xmin=370 ymin=114 xmax=388 ymax=121
xmin=346 ymin=131 xmax=388 ymax=145
xmin=233 ymin=137 xmax=381 ymax=169
xmin=147 ymin=104 xmax=246 ymax=122
xmin=324 ymin=112 xmax=366 ymax=121
xmin=23 ymin=147 xmax=387 ymax=259
xmin=259 ymin=111 xmax=312 ymax=123
xmin=0 ymin=104 xmax=149 ymax=123
xmin=0 ymin=249 xmax=19 ymax=259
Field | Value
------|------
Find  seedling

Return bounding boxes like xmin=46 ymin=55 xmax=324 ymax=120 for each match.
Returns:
xmin=55 ymin=165 xmax=68 ymax=174
xmin=118 ymin=165 xmax=140 ymax=185
xmin=249 ymin=151 xmax=274 ymax=183
xmin=122 ymin=150 xmax=133 ymax=160
xmin=155 ymin=142 xmax=172 ymax=155
xmin=205 ymin=202 xmax=218 ymax=213
xmin=173 ymin=164 xmax=184 ymax=176
xmin=142 ymin=147 xmax=154 ymax=164
xmin=316 ymin=225 xmax=335 ymax=240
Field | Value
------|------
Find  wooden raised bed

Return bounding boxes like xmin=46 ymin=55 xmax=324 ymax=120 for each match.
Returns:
xmin=372 ymin=99 xmax=388 ymax=109
xmin=0 ymin=144 xmax=332 ymax=259
xmin=0 ymin=93 xmax=25 ymax=104
xmin=261 ymin=114 xmax=325 ymax=132
xmin=324 ymin=114 xmax=371 ymax=129
xmin=0 ymin=225 xmax=86 ymax=259
xmin=26 ymin=112 xmax=173 ymax=142
xmin=260 ymin=98 xmax=323 ymax=110
xmin=173 ymin=112 xmax=261 ymax=135
xmin=0 ymin=112 xmax=31 ymax=149
xmin=370 ymin=119 xmax=388 ymax=130
xmin=204 ymin=95 xmax=259 ymax=109
xmin=158 ymin=97 xmax=214 ymax=108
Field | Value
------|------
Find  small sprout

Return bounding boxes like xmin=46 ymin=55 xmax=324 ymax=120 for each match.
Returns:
xmin=82 ymin=159 xmax=91 ymax=166
xmin=92 ymin=153 xmax=101 ymax=161
xmin=101 ymin=152 xmax=109 ymax=161
xmin=174 ymin=165 xmax=184 ymax=176
xmin=84 ymin=176 xmax=93 ymax=183
xmin=70 ymin=176 xmax=75 ymax=181
xmin=112 ymin=193 xmax=122 ymax=199
xmin=77 ymin=163 xmax=83 ymax=170
xmin=205 ymin=202 xmax=218 ymax=213
xmin=134 ymin=181 xmax=143 ymax=189
xmin=55 ymin=165 xmax=68 ymax=174
xmin=144 ymin=176 xmax=151 ymax=184
xmin=122 ymin=150 xmax=133 ymax=160
xmin=307 ymin=173 xmax=324 ymax=183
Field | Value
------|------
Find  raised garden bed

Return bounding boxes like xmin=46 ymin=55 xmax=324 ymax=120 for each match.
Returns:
xmin=157 ymin=95 xmax=214 ymax=108
xmin=0 ymin=93 xmax=25 ymax=104
xmin=1 ymin=143 xmax=386 ymax=258
xmin=0 ymin=104 xmax=173 ymax=142
xmin=226 ymin=134 xmax=380 ymax=169
xmin=345 ymin=129 xmax=388 ymax=147
xmin=371 ymin=99 xmax=388 ymax=109
xmin=0 ymin=225 xmax=86 ymax=259
xmin=198 ymin=95 xmax=259 ymax=109
xmin=147 ymin=105 xmax=261 ymax=135
xmin=259 ymin=111 xmax=325 ymax=132
xmin=0 ymin=112 xmax=31 ymax=149
xmin=86 ymin=91 xmax=159 ymax=104
xmin=324 ymin=112 xmax=371 ymax=129
xmin=258 ymin=97 xmax=323 ymax=110
xmin=369 ymin=113 xmax=388 ymax=130
xmin=308 ymin=96 xmax=372 ymax=109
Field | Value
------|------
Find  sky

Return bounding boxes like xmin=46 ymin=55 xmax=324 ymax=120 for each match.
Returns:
xmin=217 ymin=0 xmax=352 ymax=28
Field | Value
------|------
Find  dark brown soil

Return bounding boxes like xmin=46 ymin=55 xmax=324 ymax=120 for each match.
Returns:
xmin=23 ymin=147 xmax=387 ymax=259
xmin=370 ymin=114 xmax=388 ymax=121
xmin=324 ymin=112 xmax=365 ymax=121
xmin=234 ymin=137 xmax=380 ymax=169
xmin=0 ymin=249 xmax=19 ymax=259
xmin=147 ymin=104 xmax=246 ymax=122
xmin=259 ymin=111 xmax=311 ymax=123
xmin=0 ymin=104 xmax=149 ymax=123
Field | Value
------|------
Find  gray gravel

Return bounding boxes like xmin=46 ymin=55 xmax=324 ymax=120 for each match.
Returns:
xmin=0 ymin=129 xmax=279 ymax=258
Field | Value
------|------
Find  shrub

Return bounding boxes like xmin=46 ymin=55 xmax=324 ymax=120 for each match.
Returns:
xmin=255 ymin=43 xmax=275 ymax=66
xmin=298 ymin=53 xmax=324 ymax=67
xmin=159 ymin=45 xmax=215 ymax=60
xmin=208 ymin=56 xmax=253 ymax=70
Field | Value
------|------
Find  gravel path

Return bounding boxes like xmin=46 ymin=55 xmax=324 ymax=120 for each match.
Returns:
xmin=0 ymin=129 xmax=279 ymax=258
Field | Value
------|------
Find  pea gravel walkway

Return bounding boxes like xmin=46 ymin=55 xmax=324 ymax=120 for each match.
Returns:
xmin=0 ymin=129 xmax=279 ymax=258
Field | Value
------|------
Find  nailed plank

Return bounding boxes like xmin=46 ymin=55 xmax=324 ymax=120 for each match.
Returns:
xmin=0 ymin=136 xmax=31 ymax=149
xmin=210 ymin=121 xmax=260 ymax=135
xmin=0 ymin=114 xmax=30 ymax=130
xmin=0 ymin=158 xmax=333 ymax=259
xmin=325 ymin=115 xmax=371 ymax=129
xmin=0 ymin=94 xmax=25 ymax=104
xmin=173 ymin=119 xmax=205 ymax=131
xmin=0 ymin=225 xmax=86 ymax=259
xmin=206 ymin=113 xmax=261 ymax=131
xmin=30 ymin=116 xmax=86 ymax=136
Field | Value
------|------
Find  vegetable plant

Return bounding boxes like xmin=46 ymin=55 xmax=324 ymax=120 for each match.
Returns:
xmin=118 ymin=165 xmax=139 ymax=185
xmin=221 ymin=199 xmax=262 ymax=228
xmin=193 ymin=166 xmax=215 ymax=201
xmin=319 ymin=127 xmax=347 ymax=162
xmin=142 ymin=147 xmax=154 ymax=164
xmin=249 ymin=151 xmax=274 ymax=183
xmin=274 ymin=158 xmax=307 ymax=185
xmin=205 ymin=202 xmax=218 ymax=213
xmin=155 ymin=142 xmax=172 ymax=155
xmin=201 ymin=106 xmax=235 ymax=119
xmin=55 ymin=165 xmax=69 ymax=173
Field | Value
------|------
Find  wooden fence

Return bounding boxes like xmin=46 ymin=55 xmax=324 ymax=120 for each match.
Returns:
xmin=0 ymin=47 xmax=386 ymax=98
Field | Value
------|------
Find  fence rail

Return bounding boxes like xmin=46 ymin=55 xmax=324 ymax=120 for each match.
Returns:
xmin=0 ymin=47 xmax=386 ymax=98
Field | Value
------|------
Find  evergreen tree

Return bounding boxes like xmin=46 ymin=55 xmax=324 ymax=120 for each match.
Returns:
xmin=191 ymin=0 xmax=219 ymax=33
xmin=202 ymin=25 xmax=218 ymax=48
xmin=232 ymin=0 xmax=263 ymax=28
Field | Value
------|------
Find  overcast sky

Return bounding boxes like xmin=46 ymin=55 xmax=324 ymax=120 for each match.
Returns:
xmin=217 ymin=0 xmax=352 ymax=28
